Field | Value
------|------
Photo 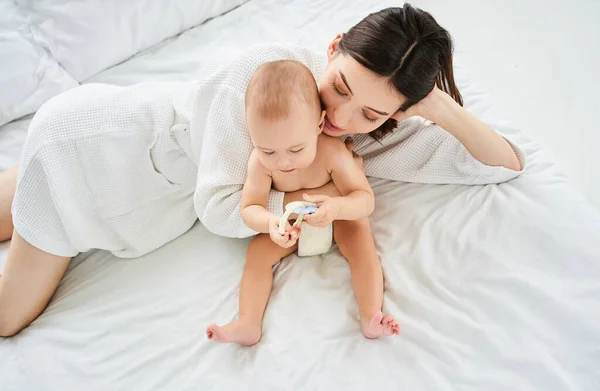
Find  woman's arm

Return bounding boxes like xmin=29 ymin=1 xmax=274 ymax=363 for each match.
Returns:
xmin=393 ymin=86 xmax=522 ymax=171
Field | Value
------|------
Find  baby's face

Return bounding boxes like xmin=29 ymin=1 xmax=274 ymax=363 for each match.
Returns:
xmin=247 ymin=102 xmax=325 ymax=174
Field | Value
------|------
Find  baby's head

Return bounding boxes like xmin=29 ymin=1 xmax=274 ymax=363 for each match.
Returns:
xmin=245 ymin=60 xmax=325 ymax=173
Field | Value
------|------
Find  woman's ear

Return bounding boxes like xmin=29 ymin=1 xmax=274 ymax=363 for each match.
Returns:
xmin=327 ymin=34 xmax=343 ymax=59
xmin=317 ymin=110 xmax=326 ymax=134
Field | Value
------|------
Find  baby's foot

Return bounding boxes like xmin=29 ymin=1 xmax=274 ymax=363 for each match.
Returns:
xmin=206 ymin=320 xmax=262 ymax=346
xmin=361 ymin=311 xmax=400 ymax=339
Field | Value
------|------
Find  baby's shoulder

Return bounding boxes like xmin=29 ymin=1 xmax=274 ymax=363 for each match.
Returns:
xmin=248 ymin=149 xmax=271 ymax=175
xmin=317 ymin=134 xmax=351 ymax=157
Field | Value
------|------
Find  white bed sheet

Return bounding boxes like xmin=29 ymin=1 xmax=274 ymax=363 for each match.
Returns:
xmin=0 ymin=116 xmax=30 ymax=172
xmin=1 ymin=0 xmax=600 ymax=390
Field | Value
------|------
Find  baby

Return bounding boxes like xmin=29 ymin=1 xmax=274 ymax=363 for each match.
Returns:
xmin=206 ymin=60 xmax=399 ymax=345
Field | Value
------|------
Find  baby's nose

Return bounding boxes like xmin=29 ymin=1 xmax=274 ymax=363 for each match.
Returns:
xmin=278 ymin=156 xmax=292 ymax=167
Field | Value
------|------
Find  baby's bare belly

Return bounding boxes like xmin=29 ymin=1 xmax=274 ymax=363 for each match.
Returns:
xmin=271 ymin=165 xmax=331 ymax=193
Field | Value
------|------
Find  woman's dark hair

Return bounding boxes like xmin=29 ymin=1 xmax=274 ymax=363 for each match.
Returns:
xmin=338 ymin=4 xmax=463 ymax=139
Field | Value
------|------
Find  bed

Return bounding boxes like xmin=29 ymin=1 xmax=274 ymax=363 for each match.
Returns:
xmin=1 ymin=1 xmax=600 ymax=390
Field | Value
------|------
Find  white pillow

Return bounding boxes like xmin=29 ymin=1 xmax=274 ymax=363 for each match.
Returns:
xmin=19 ymin=0 xmax=250 ymax=82
xmin=0 ymin=1 xmax=77 ymax=126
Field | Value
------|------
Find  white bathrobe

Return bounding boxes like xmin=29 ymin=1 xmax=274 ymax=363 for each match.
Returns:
xmin=11 ymin=44 xmax=526 ymax=258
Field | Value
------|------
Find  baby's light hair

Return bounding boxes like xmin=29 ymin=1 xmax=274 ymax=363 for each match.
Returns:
xmin=245 ymin=60 xmax=321 ymax=122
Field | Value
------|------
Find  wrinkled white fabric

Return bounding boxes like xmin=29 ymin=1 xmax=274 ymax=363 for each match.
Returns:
xmin=13 ymin=44 xmax=525 ymax=257
xmin=1 ymin=1 xmax=599 ymax=390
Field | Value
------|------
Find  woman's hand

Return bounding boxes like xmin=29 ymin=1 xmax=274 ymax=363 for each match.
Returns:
xmin=268 ymin=215 xmax=299 ymax=248
xmin=301 ymin=194 xmax=341 ymax=227
xmin=391 ymin=85 xmax=448 ymax=123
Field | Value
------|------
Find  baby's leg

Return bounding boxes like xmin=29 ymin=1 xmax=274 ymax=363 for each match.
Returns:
xmin=207 ymin=234 xmax=296 ymax=346
xmin=334 ymin=218 xmax=400 ymax=338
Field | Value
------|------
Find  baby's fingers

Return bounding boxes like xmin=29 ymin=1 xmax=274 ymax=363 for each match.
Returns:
xmin=303 ymin=210 xmax=325 ymax=225
xmin=279 ymin=232 xmax=297 ymax=248
xmin=288 ymin=228 xmax=299 ymax=243
xmin=311 ymin=220 xmax=329 ymax=228
xmin=271 ymin=231 xmax=284 ymax=243
xmin=289 ymin=224 xmax=301 ymax=237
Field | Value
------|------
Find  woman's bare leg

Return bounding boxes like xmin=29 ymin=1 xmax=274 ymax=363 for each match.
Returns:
xmin=0 ymin=165 xmax=18 ymax=242
xmin=206 ymin=234 xmax=296 ymax=346
xmin=334 ymin=218 xmax=400 ymax=338
xmin=0 ymin=231 xmax=70 ymax=337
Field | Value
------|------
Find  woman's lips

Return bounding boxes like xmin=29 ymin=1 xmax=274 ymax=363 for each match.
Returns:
xmin=324 ymin=116 xmax=344 ymax=132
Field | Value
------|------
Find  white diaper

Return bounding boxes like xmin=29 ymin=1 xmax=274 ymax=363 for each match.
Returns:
xmin=279 ymin=201 xmax=333 ymax=257
xmin=296 ymin=221 xmax=333 ymax=257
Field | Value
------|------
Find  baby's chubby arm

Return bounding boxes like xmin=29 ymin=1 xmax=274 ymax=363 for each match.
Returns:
xmin=241 ymin=151 xmax=276 ymax=233
xmin=303 ymin=137 xmax=374 ymax=226
xmin=242 ymin=151 xmax=299 ymax=247
xmin=328 ymin=139 xmax=375 ymax=220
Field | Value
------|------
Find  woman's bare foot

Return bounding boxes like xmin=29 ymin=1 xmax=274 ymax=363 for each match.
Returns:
xmin=361 ymin=311 xmax=400 ymax=338
xmin=206 ymin=320 xmax=262 ymax=346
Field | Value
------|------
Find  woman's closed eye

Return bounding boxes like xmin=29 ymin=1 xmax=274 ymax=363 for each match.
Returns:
xmin=362 ymin=111 xmax=377 ymax=123
xmin=331 ymin=79 xmax=378 ymax=122
xmin=331 ymin=80 xmax=347 ymax=97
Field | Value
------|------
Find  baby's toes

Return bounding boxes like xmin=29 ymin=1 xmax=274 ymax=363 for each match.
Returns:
xmin=206 ymin=324 xmax=216 ymax=339
xmin=382 ymin=316 xmax=395 ymax=325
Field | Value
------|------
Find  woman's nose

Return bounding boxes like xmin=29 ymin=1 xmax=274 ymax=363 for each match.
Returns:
xmin=332 ymin=105 xmax=351 ymax=128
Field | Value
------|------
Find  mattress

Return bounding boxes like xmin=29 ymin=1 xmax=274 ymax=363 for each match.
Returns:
xmin=1 ymin=0 xmax=600 ymax=390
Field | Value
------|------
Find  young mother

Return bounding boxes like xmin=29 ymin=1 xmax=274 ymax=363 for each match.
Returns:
xmin=0 ymin=4 xmax=523 ymax=337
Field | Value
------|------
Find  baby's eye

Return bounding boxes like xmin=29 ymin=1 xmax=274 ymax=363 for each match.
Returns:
xmin=262 ymin=150 xmax=275 ymax=155
xmin=290 ymin=148 xmax=304 ymax=153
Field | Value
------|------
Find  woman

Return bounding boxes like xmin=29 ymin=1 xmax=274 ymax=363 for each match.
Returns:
xmin=0 ymin=4 xmax=523 ymax=337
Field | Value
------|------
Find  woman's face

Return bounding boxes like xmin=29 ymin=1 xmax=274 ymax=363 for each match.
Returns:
xmin=317 ymin=35 xmax=405 ymax=137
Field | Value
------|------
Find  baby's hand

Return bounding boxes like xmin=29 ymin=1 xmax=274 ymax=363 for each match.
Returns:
xmin=268 ymin=215 xmax=299 ymax=248
xmin=301 ymin=194 xmax=340 ymax=227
